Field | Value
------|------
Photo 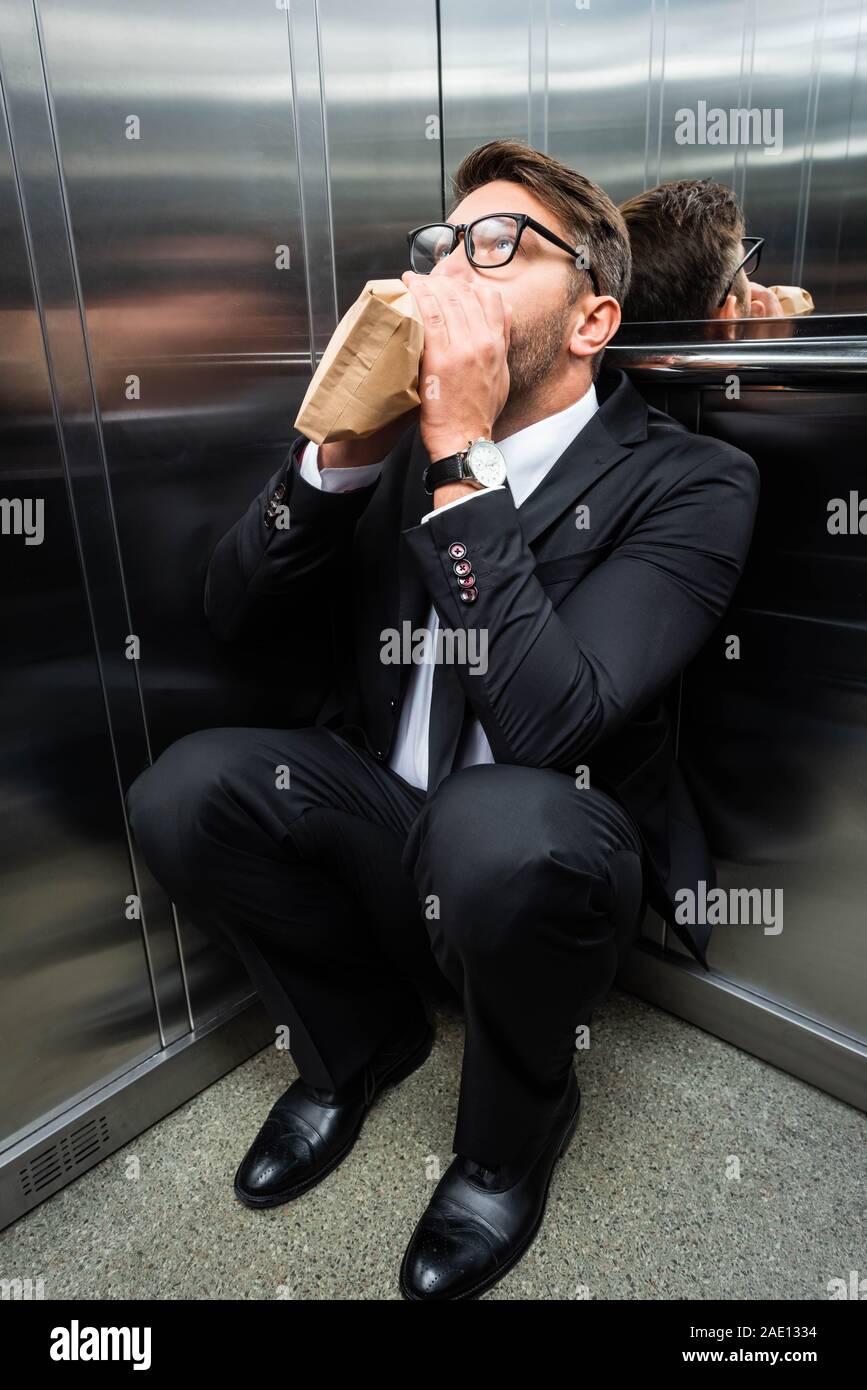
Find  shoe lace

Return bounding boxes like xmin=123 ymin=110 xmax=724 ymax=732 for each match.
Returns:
xmin=464 ymin=1158 xmax=502 ymax=1186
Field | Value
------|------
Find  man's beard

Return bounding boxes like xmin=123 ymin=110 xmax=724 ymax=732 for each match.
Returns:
xmin=505 ymin=298 xmax=574 ymax=400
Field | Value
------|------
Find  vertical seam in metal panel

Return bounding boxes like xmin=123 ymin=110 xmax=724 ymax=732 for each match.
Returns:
xmin=792 ymin=0 xmax=827 ymax=288
xmin=168 ymin=901 xmax=195 ymax=1031
xmin=285 ymin=2 xmax=317 ymax=371
xmin=734 ymin=0 xmax=753 ymax=204
xmin=313 ymin=0 xmax=338 ymax=327
xmin=435 ymin=0 xmax=446 ymax=219
xmin=739 ymin=1 xmax=757 ymax=216
xmin=833 ymin=0 xmax=866 ymax=307
xmin=528 ymin=0 xmax=542 ymax=150
xmin=544 ymin=0 xmax=550 ymax=153
xmin=25 ymin=0 xmax=180 ymax=1045
xmin=643 ymin=0 xmax=655 ymax=191
xmin=654 ymin=0 xmax=669 ymax=186
xmin=32 ymin=0 xmax=154 ymax=766
xmin=527 ymin=1 xmax=532 ymax=146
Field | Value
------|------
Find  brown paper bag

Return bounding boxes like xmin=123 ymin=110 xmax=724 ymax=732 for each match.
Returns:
xmin=294 ymin=278 xmax=425 ymax=443
xmin=767 ymin=285 xmax=815 ymax=315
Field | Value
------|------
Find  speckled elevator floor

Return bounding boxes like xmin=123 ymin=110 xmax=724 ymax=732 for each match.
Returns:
xmin=2 ymin=989 xmax=864 ymax=1300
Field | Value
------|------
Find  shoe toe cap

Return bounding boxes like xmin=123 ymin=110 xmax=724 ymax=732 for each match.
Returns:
xmin=235 ymin=1129 xmax=316 ymax=1199
xmin=402 ymin=1207 xmax=499 ymax=1299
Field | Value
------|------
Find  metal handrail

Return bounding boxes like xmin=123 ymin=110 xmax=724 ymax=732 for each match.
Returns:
xmin=607 ymin=313 xmax=867 ymax=382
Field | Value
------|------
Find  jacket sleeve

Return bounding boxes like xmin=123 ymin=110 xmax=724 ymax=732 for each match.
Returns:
xmin=400 ymin=446 xmax=760 ymax=771
xmin=203 ymin=432 xmax=381 ymax=643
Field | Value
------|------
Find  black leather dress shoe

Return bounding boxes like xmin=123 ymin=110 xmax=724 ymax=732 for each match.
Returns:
xmin=399 ymin=1071 xmax=581 ymax=1300
xmin=234 ymin=1004 xmax=434 ymax=1208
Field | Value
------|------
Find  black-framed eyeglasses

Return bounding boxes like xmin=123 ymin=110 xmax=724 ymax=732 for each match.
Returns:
xmin=717 ymin=236 xmax=764 ymax=307
xmin=406 ymin=212 xmax=601 ymax=294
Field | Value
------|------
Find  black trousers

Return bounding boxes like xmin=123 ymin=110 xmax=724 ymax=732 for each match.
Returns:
xmin=126 ymin=724 xmax=645 ymax=1167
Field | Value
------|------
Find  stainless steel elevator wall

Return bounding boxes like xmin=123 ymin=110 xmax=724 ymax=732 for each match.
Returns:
xmin=440 ymin=0 xmax=867 ymax=312
xmin=1 ymin=0 xmax=865 ymax=1227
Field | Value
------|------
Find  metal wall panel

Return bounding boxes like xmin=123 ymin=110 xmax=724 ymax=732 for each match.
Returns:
xmin=28 ymin=0 xmax=443 ymax=1027
xmin=550 ymin=0 xmax=664 ymax=202
xmin=318 ymin=0 xmax=442 ymax=305
xmin=33 ymin=0 xmax=319 ymax=1025
xmin=0 ymin=38 xmax=161 ymax=1149
xmin=661 ymin=0 xmax=818 ymax=294
xmin=608 ymin=322 xmax=867 ymax=1107
xmin=677 ymin=383 xmax=867 ymax=1043
xmin=439 ymin=1 xmax=530 ymax=178
xmin=804 ymin=0 xmax=867 ymax=309
xmin=441 ymin=0 xmax=867 ymax=312
xmin=1 ymin=0 xmax=443 ymax=1223
xmin=0 ymin=0 xmax=194 ymax=1050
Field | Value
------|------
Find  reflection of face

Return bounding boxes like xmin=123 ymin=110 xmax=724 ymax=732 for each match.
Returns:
xmin=430 ymin=177 xmax=583 ymax=402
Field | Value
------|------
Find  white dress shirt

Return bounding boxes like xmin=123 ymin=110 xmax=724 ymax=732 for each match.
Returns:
xmin=297 ymin=384 xmax=599 ymax=790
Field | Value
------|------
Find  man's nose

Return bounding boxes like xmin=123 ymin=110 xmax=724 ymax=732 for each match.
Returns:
xmin=431 ymin=238 xmax=474 ymax=282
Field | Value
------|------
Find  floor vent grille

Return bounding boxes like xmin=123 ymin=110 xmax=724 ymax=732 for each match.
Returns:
xmin=19 ymin=1115 xmax=111 ymax=1198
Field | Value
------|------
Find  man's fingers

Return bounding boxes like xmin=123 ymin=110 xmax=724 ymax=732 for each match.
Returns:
xmin=401 ymin=270 xmax=452 ymax=345
xmin=454 ymin=281 xmax=511 ymax=357
xmin=429 ymin=277 xmax=476 ymax=342
xmin=403 ymin=271 xmax=472 ymax=348
xmin=748 ymin=282 xmax=786 ymax=319
xmin=402 ymin=271 xmax=511 ymax=354
xmin=455 ymin=281 xmax=491 ymax=336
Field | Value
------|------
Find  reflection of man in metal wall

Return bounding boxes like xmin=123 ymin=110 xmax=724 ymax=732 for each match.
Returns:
xmin=126 ymin=140 xmax=760 ymax=1301
xmin=620 ymin=178 xmax=813 ymax=325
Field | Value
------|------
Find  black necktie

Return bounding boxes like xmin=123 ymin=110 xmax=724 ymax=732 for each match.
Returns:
xmin=426 ymin=657 xmax=471 ymax=796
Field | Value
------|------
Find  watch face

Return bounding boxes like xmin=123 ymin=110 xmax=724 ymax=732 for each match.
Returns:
xmin=466 ymin=440 xmax=507 ymax=487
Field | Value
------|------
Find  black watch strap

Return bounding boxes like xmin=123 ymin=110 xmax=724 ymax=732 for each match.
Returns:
xmin=423 ymin=449 xmax=481 ymax=496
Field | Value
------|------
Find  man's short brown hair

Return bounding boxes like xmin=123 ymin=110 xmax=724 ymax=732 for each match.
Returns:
xmin=619 ymin=178 xmax=747 ymax=321
xmin=448 ymin=139 xmax=632 ymax=378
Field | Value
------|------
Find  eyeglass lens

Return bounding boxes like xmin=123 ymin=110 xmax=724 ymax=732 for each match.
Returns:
xmin=411 ymin=216 xmax=520 ymax=272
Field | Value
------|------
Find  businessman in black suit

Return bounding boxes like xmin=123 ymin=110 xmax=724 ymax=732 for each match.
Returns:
xmin=126 ymin=139 xmax=759 ymax=1300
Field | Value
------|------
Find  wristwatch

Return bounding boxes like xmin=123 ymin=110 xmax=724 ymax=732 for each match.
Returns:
xmin=423 ymin=437 xmax=508 ymax=496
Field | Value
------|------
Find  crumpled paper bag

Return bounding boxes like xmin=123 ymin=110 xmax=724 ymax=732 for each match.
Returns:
xmin=768 ymin=285 xmax=814 ymax=315
xmin=294 ymin=278 xmax=425 ymax=443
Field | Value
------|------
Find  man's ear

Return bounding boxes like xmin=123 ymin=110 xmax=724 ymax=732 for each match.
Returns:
xmin=569 ymin=294 xmax=621 ymax=362
xmin=711 ymin=293 xmax=741 ymax=320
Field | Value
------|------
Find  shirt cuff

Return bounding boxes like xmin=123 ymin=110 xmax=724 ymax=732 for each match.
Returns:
xmin=299 ymin=440 xmax=385 ymax=492
xmin=420 ymin=484 xmax=506 ymax=524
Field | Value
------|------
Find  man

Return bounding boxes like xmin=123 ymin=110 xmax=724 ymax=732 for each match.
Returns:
xmin=126 ymin=139 xmax=760 ymax=1301
xmin=619 ymin=177 xmax=792 ymax=322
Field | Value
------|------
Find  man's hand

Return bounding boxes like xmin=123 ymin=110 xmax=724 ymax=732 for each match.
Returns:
xmin=318 ymin=405 xmax=421 ymax=469
xmin=400 ymin=270 xmax=512 ymax=460
xmin=747 ymin=282 xmax=786 ymax=318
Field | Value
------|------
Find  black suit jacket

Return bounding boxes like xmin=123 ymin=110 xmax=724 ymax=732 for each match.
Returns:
xmin=204 ymin=368 xmax=760 ymax=969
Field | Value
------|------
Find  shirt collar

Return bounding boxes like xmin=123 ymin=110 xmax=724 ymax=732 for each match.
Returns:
xmin=495 ymin=383 xmax=600 ymax=509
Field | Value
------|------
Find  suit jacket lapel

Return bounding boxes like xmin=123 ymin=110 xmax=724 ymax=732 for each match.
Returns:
xmin=398 ymin=369 xmax=648 ymax=793
xmin=515 ymin=407 xmax=634 ymax=546
xmin=420 ymin=422 xmax=623 ymax=796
